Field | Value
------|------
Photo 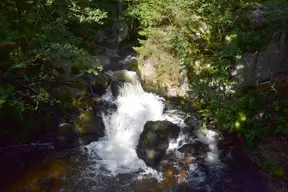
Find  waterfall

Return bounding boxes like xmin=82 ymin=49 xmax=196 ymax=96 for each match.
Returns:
xmin=85 ymin=70 xmax=220 ymax=177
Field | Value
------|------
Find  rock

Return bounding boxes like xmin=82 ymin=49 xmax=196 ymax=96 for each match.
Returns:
xmin=177 ymin=184 xmax=197 ymax=192
xmin=184 ymin=116 xmax=198 ymax=128
xmin=110 ymin=71 xmax=136 ymax=97
xmin=232 ymin=24 xmax=288 ymax=86
xmin=98 ymin=20 xmax=129 ymax=48
xmin=52 ymin=59 xmax=73 ymax=74
xmin=137 ymin=121 xmax=180 ymax=168
xmin=140 ymin=57 xmax=189 ymax=97
xmin=74 ymin=111 xmax=105 ymax=139
xmin=89 ymin=74 xmax=111 ymax=95
xmin=182 ymin=127 xmax=197 ymax=139
xmin=158 ymin=151 xmax=182 ymax=173
xmin=92 ymin=44 xmax=106 ymax=55
xmin=178 ymin=142 xmax=209 ymax=157
xmin=56 ymin=123 xmax=79 ymax=147
xmin=96 ymin=55 xmax=110 ymax=66
xmin=111 ymin=80 xmax=125 ymax=97
xmin=239 ymin=4 xmax=267 ymax=27
xmin=51 ymin=75 xmax=87 ymax=103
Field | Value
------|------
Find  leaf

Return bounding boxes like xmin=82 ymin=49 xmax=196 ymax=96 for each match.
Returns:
xmin=0 ymin=99 xmax=6 ymax=105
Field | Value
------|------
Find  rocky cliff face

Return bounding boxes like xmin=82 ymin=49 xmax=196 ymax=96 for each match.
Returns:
xmin=232 ymin=5 xmax=288 ymax=86
xmin=233 ymin=30 xmax=288 ymax=86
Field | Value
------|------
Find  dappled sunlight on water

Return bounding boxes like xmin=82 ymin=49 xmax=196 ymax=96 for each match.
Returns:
xmin=5 ymin=158 xmax=71 ymax=192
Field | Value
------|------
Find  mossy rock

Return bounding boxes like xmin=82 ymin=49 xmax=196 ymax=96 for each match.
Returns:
xmin=71 ymin=96 xmax=90 ymax=110
xmin=50 ymin=74 xmax=89 ymax=111
xmin=51 ymin=75 xmax=87 ymax=99
xmin=114 ymin=71 xmax=131 ymax=82
xmin=90 ymin=74 xmax=111 ymax=95
xmin=136 ymin=121 xmax=180 ymax=168
xmin=123 ymin=61 xmax=141 ymax=77
xmin=74 ymin=111 xmax=105 ymax=138
xmin=110 ymin=71 xmax=136 ymax=97
xmin=143 ymin=83 xmax=167 ymax=97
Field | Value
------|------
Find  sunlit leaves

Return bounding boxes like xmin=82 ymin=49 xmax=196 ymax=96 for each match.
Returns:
xmin=79 ymin=8 xmax=107 ymax=24
xmin=238 ymin=112 xmax=247 ymax=122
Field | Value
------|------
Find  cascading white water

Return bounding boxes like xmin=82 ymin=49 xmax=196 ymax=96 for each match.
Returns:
xmin=86 ymin=71 xmax=166 ymax=175
xmin=86 ymin=70 xmax=220 ymax=177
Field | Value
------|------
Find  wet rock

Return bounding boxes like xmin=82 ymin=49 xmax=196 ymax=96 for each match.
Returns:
xmin=158 ymin=152 xmax=180 ymax=173
xmin=178 ymin=142 xmax=209 ymax=157
xmin=110 ymin=71 xmax=135 ymax=97
xmin=177 ymin=184 xmax=197 ymax=192
xmin=111 ymin=80 xmax=124 ymax=97
xmin=74 ymin=111 xmax=105 ymax=139
xmin=137 ymin=121 xmax=180 ymax=168
xmin=182 ymin=126 xmax=198 ymax=139
xmin=56 ymin=123 xmax=79 ymax=147
xmin=89 ymin=74 xmax=111 ymax=95
xmin=184 ymin=116 xmax=199 ymax=129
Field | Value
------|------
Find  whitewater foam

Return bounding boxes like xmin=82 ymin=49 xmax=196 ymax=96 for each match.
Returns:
xmin=86 ymin=70 xmax=221 ymax=177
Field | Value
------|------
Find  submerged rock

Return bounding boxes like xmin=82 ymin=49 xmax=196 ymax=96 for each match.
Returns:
xmin=137 ymin=121 xmax=180 ymax=168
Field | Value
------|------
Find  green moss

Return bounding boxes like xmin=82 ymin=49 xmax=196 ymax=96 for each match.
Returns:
xmin=115 ymin=72 xmax=130 ymax=82
xmin=143 ymin=83 xmax=167 ymax=97
xmin=71 ymin=97 xmax=90 ymax=109
xmin=263 ymin=161 xmax=285 ymax=178
xmin=74 ymin=111 xmax=96 ymax=135
xmin=125 ymin=62 xmax=141 ymax=77
xmin=92 ymin=74 xmax=111 ymax=88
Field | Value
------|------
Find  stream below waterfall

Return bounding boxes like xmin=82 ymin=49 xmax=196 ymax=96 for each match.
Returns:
xmin=3 ymin=70 xmax=267 ymax=192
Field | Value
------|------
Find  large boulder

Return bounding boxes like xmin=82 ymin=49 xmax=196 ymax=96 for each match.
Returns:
xmin=137 ymin=121 xmax=180 ymax=168
xmin=232 ymin=30 xmax=288 ymax=86
xmin=89 ymin=74 xmax=111 ymax=95
xmin=50 ymin=74 xmax=88 ymax=105
xmin=74 ymin=111 xmax=105 ymax=144
xmin=140 ymin=57 xmax=189 ymax=97
xmin=232 ymin=5 xmax=288 ymax=87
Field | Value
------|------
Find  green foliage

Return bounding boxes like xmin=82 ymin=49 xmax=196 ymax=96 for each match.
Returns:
xmin=128 ymin=0 xmax=288 ymax=146
xmin=0 ymin=0 xmax=109 ymax=141
xmin=263 ymin=161 xmax=285 ymax=177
